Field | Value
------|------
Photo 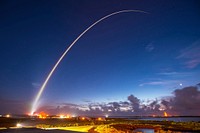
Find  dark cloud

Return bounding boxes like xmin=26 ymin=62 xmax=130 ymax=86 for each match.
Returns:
xmin=127 ymin=95 xmax=140 ymax=112
xmin=161 ymin=99 xmax=171 ymax=110
xmin=109 ymin=102 xmax=120 ymax=109
xmin=149 ymin=100 xmax=160 ymax=111
xmin=170 ymin=86 xmax=200 ymax=115
xmin=197 ymin=83 xmax=200 ymax=87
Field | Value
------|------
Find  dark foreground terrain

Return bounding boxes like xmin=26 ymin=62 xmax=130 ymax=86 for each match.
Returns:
xmin=0 ymin=117 xmax=200 ymax=133
xmin=0 ymin=128 xmax=84 ymax=133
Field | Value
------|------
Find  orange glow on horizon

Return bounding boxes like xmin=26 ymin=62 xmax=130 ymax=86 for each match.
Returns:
xmin=66 ymin=115 xmax=70 ymax=118
xmin=164 ymin=111 xmax=168 ymax=117
xmin=38 ymin=112 xmax=48 ymax=119
xmin=59 ymin=114 xmax=70 ymax=119
xmin=98 ymin=117 xmax=102 ymax=121
xmin=59 ymin=115 xmax=65 ymax=119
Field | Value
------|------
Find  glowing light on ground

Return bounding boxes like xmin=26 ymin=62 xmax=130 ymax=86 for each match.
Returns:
xmin=31 ymin=10 xmax=147 ymax=114
xmin=164 ymin=111 xmax=168 ymax=117
xmin=6 ymin=114 xmax=10 ymax=118
xmin=16 ymin=123 xmax=22 ymax=128
xmin=72 ymin=114 xmax=76 ymax=117
xmin=59 ymin=115 xmax=65 ymax=119
xmin=97 ymin=117 xmax=105 ymax=121
xmin=59 ymin=114 xmax=70 ymax=119
xmin=37 ymin=112 xmax=48 ymax=119
xmin=66 ymin=115 xmax=70 ymax=118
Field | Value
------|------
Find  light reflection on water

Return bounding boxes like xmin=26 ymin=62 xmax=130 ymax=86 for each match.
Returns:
xmin=133 ymin=128 xmax=154 ymax=133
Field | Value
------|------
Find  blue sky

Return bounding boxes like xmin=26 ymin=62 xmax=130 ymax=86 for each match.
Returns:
xmin=0 ymin=0 xmax=200 ymax=115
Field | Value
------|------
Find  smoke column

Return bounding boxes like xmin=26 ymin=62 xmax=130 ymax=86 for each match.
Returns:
xmin=31 ymin=10 xmax=147 ymax=114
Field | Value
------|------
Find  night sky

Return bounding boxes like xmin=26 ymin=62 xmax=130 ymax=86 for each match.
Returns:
xmin=0 ymin=0 xmax=200 ymax=116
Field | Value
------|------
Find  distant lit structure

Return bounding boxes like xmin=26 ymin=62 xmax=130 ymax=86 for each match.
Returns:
xmin=37 ymin=112 xmax=49 ymax=119
xmin=164 ymin=111 xmax=168 ymax=117
xmin=97 ymin=117 xmax=106 ymax=121
xmin=16 ymin=123 xmax=22 ymax=128
xmin=98 ymin=117 xmax=102 ymax=121
xmin=78 ymin=116 xmax=91 ymax=121
xmin=59 ymin=114 xmax=70 ymax=119
xmin=81 ymin=117 xmax=85 ymax=120
xmin=72 ymin=114 xmax=76 ymax=117
xmin=59 ymin=115 xmax=65 ymax=119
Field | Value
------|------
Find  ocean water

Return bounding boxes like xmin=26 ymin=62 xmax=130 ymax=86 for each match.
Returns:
xmin=110 ymin=116 xmax=200 ymax=122
xmin=133 ymin=128 xmax=154 ymax=133
xmin=137 ymin=117 xmax=200 ymax=122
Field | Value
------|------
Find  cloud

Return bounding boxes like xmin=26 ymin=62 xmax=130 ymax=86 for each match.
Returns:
xmin=109 ymin=102 xmax=121 ymax=109
xmin=197 ymin=83 xmax=200 ymax=87
xmin=60 ymin=102 xmax=79 ymax=107
xmin=139 ymin=79 xmax=180 ymax=86
xmin=185 ymin=59 xmax=200 ymax=68
xmin=2 ymin=84 xmax=200 ymax=116
xmin=139 ymin=81 xmax=165 ymax=86
xmin=170 ymin=86 xmax=200 ymax=115
xmin=127 ymin=95 xmax=140 ymax=112
xmin=149 ymin=100 xmax=160 ymax=110
xmin=161 ymin=99 xmax=172 ymax=110
xmin=177 ymin=40 xmax=200 ymax=68
xmin=157 ymin=71 xmax=193 ymax=77
xmin=32 ymin=82 xmax=41 ymax=88
xmin=145 ymin=43 xmax=154 ymax=52
xmin=82 ymin=99 xmax=92 ymax=103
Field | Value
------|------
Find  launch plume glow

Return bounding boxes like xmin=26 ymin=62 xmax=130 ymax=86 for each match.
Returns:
xmin=31 ymin=10 xmax=147 ymax=114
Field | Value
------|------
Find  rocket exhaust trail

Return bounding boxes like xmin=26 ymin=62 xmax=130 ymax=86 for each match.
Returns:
xmin=31 ymin=10 xmax=147 ymax=114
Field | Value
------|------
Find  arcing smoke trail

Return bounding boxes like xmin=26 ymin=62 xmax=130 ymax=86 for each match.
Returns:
xmin=31 ymin=10 xmax=147 ymax=114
